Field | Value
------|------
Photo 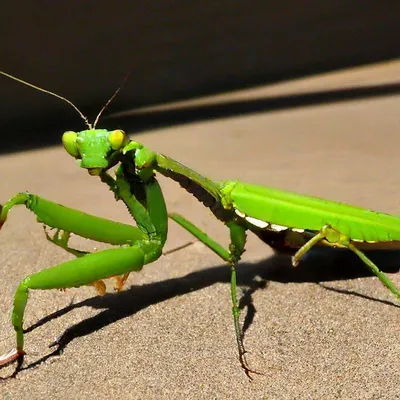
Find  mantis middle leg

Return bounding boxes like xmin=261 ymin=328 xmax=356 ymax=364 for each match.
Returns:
xmin=169 ymin=213 xmax=260 ymax=378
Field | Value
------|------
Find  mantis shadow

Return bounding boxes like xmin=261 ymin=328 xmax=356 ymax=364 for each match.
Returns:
xmin=9 ymin=247 xmax=399 ymax=375
xmin=259 ymin=247 xmax=400 ymax=305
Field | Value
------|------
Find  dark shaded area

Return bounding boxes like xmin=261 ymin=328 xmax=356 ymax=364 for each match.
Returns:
xmin=112 ymin=82 xmax=400 ymax=141
xmin=2 ymin=247 xmax=398 ymax=378
xmin=1 ymin=82 xmax=400 ymax=154
xmin=1 ymin=1 xmax=399 ymax=152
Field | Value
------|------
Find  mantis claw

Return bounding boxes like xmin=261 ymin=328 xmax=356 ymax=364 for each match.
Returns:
xmin=49 ymin=336 xmax=61 ymax=349
xmin=112 ymin=272 xmax=130 ymax=292
xmin=238 ymin=350 xmax=263 ymax=381
xmin=0 ymin=348 xmax=25 ymax=369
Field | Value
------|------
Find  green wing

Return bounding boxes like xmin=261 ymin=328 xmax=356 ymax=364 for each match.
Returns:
xmin=222 ymin=181 xmax=400 ymax=242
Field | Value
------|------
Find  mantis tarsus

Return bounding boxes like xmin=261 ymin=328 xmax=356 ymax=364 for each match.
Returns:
xmin=0 ymin=71 xmax=399 ymax=379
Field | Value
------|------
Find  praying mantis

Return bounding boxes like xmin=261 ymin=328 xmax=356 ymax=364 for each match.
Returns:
xmin=0 ymin=71 xmax=399 ymax=379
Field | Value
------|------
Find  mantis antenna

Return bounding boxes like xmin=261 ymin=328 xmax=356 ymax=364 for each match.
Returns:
xmin=0 ymin=70 xmax=131 ymax=129
xmin=92 ymin=71 xmax=131 ymax=129
xmin=0 ymin=70 xmax=92 ymax=129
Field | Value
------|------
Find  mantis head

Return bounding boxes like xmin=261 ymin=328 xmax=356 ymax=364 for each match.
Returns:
xmin=62 ymin=129 xmax=129 ymax=175
xmin=0 ymin=70 xmax=131 ymax=176
xmin=0 ymin=70 xmax=156 ymax=179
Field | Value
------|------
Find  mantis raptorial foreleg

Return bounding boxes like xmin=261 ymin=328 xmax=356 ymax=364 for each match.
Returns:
xmin=293 ymin=225 xmax=400 ymax=299
xmin=44 ymin=229 xmax=131 ymax=292
xmin=0 ymin=193 xmax=146 ymax=246
xmin=44 ymin=229 xmax=89 ymax=258
xmin=346 ymin=245 xmax=400 ymax=298
xmin=0 ymin=173 xmax=168 ymax=369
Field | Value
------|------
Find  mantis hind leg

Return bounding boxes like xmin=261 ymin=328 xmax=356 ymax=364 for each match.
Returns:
xmin=347 ymin=243 xmax=400 ymax=299
xmin=293 ymin=225 xmax=400 ymax=299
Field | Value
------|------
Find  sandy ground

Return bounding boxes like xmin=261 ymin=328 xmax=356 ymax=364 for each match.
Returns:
xmin=0 ymin=62 xmax=399 ymax=399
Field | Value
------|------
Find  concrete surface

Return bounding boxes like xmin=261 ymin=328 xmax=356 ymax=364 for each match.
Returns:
xmin=0 ymin=63 xmax=399 ymax=399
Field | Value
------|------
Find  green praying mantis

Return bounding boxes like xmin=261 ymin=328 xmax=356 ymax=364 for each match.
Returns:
xmin=0 ymin=71 xmax=399 ymax=379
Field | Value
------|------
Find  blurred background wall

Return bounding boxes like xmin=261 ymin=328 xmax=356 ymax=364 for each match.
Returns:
xmin=1 ymin=1 xmax=399 ymax=151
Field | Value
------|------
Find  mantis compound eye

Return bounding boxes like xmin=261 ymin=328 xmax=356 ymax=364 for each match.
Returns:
xmin=108 ymin=129 xmax=128 ymax=150
xmin=62 ymin=131 xmax=80 ymax=158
